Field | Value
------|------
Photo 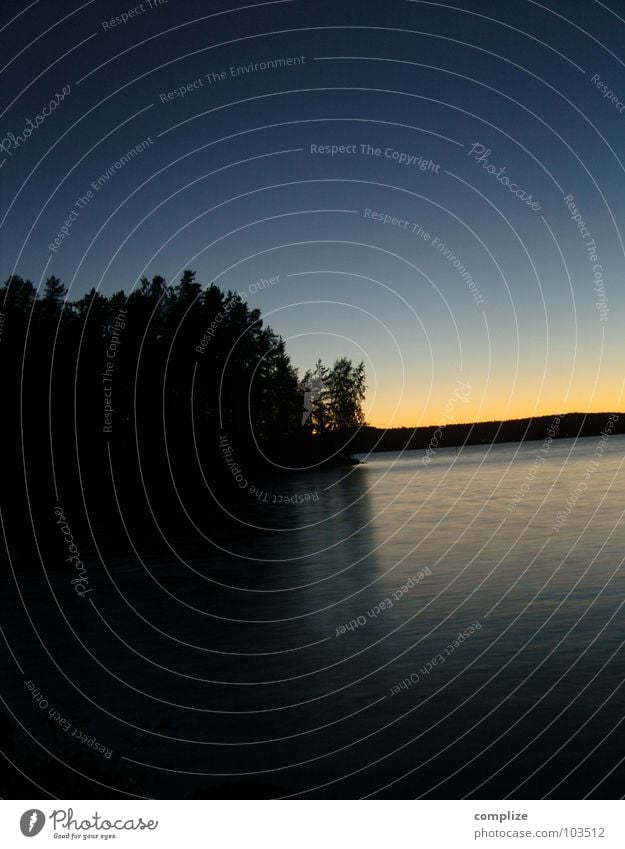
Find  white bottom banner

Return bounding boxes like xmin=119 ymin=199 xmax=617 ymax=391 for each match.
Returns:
xmin=0 ymin=800 xmax=624 ymax=848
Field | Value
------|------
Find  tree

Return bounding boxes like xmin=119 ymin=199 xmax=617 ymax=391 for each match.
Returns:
xmin=326 ymin=358 xmax=367 ymax=431
xmin=301 ymin=358 xmax=367 ymax=432
xmin=38 ymin=275 xmax=68 ymax=322
xmin=42 ymin=275 xmax=67 ymax=306
xmin=0 ymin=275 xmax=36 ymax=313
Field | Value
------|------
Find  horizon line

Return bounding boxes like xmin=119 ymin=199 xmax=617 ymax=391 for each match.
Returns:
xmin=365 ymin=409 xmax=623 ymax=431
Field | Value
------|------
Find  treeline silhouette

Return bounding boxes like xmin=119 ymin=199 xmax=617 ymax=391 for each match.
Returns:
xmin=350 ymin=412 xmax=625 ymax=455
xmin=2 ymin=271 xmax=622 ymax=551
xmin=1 ymin=271 xmax=362 ymax=548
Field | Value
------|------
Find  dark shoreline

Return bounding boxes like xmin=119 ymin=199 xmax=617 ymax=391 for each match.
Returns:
xmin=347 ymin=411 xmax=623 ymax=456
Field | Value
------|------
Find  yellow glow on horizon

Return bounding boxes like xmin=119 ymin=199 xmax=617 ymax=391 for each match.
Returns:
xmin=364 ymin=387 xmax=625 ymax=429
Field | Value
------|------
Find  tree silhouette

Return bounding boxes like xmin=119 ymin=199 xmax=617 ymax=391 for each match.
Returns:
xmin=42 ymin=275 xmax=67 ymax=306
xmin=301 ymin=358 xmax=367 ymax=433
xmin=326 ymin=358 xmax=367 ymax=431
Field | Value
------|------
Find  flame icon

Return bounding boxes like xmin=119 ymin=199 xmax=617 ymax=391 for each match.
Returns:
xmin=20 ymin=809 xmax=45 ymax=837
xmin=302 ymin=375 xmax=325 ymax=426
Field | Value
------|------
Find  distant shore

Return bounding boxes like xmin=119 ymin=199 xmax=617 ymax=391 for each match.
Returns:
xmin=348 ymin=411 xmax=623 ymax=455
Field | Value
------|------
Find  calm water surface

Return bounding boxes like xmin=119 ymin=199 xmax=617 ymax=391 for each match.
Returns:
xmin=8 ymin=435 xmax=625 ymax=798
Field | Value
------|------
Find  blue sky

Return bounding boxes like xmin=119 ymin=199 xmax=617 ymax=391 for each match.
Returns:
xmin=2 ymin=0 xmax=624 ymax=424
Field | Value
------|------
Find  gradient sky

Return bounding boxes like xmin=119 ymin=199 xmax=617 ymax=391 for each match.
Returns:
xmin=2 ymin=0 xmax=624 ymax=427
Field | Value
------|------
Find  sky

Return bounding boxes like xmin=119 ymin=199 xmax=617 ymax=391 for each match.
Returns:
xmin=1 ymin=0 xmax=624 ymax=427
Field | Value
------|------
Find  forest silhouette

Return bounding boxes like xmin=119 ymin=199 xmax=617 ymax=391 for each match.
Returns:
xmin=0 ymin=271 xmax=369 ymax=548
xmin=2 ymin=271 xmax=622 ymax=551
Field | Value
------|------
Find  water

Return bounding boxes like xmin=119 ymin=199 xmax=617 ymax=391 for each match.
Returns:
xmin=6 ymin=435 xmax=625 ymax=798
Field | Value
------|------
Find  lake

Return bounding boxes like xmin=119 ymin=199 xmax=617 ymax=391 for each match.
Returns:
xmin=6 ymin=434 xmax=625 ymax=798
